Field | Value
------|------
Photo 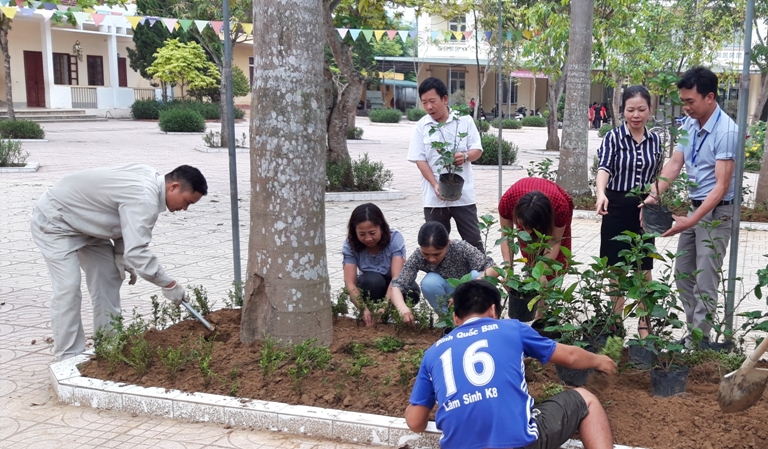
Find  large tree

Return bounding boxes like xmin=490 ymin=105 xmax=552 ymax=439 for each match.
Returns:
xmin=0 ymin=14 xmax=14 ymax=120
xmin=241 ymin=0 xmax=332 ymax=345
xmin=557 ymin=0 xmax=594 ymax=195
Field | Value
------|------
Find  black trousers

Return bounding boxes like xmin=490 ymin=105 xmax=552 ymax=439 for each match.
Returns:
xmin=424 ymin=204 xmax=484 ymax=252
xmin=358 ymin=271 xmax=420 ymax=305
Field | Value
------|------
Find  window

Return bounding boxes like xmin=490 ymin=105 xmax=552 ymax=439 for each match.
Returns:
xmin=249 ymin=56 xmax=254 ymax=86
xmin=53 ymin=53 xmax=77 ymax=85
xmin=450 ymin=71 xmax=465 ymax=94
xmin=448 ymin=16 xmax=467 ymax=42
xmin=501 ymin=77 xmax=518 ymax=104
xmin=86 ymin=55 xmax=104 ymax=86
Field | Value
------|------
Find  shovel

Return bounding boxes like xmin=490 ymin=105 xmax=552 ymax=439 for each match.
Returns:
xmin=717 ymin=337 xmax=768 ymax=413
xmin=180 ymin=299 xmax=214 ymax=331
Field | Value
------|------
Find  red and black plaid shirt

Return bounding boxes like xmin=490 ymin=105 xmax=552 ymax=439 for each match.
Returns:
xmin=498 ymin=177 xmax=574 ymax=267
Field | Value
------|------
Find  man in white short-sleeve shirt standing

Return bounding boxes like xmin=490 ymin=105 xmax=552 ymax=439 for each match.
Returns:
xmin=408 ymin=77 xmax=485 ymax=252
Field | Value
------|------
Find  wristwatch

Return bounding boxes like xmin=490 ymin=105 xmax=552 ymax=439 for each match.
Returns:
xmin=462 ymin=151 xmax=469 ymax=163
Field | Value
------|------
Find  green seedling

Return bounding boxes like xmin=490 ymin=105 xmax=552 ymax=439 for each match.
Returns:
xmin=192 ymin=334 xmax=216 ymax=387
xmin=259 ymin=336 xmax=288 ymax=377
xmin=600 ymin=336 xmax=624 ymax=364
xmin=288 ymin=338 xmax=333 ymax=393
xmin=121 ymin=335 xmax=154 ymax=376
xmin=150 ymin=294 xmax=182 ymax=328
xmin=332 ymin=288 xmax=351 ymax=317
xmin=158 ymin=344 xmax=188 ymax=380
xmin=93 ymin=317 xmax=127 ymax=374
xmin=374 ymin=336 xmax=405 ymax=353
xmin=186 ymin=285 xmax=214 ymax=317
xmin=344 ymin=342 xmax=375 ymax=377
xmin=397 ymin=349 xmax=425 ymax=387
xmin=224 ymin=281 xmax=244 ymax=308
xmin=540 ymin=382 xmax=564 ymax=401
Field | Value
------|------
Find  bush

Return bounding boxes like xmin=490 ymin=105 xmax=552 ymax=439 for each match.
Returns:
xmin=521 ymin=116 xmax=546 ymax=127
xmin=326 ymin=153 xmax=393 ymax=192
xmin=407 ymin=108 xmax=427 ymax=121
xmin=490 ymin=118 xmax=522 ymax=129
xmin=0 ymin=119 xmax=45 ymax=139
xmin=347 ymin=126 xmax=364 ymax=140
xmin=168 ymin=100 xmax=220 ymax=120
xmin=132 ymin=99 xmax=237 ymax=121
xmin=159 ymin=109 xmax=206 ymax=133
xmin=477 ymin=135 xmax=517 ymax=165
xmin=598 ymin=124 xmax=613 ymax=138
xmin=474 ymin=118 xmax=490 ymax=134
xmin=233 ymin=108 xmax=245 ymax=119
xmin=131 ymin=99 xmax=164 ymax=119
xmin=369 ymin=108 xmax=402 ymax=123
xmin=0 ymin=139 xmax=29 ymax=167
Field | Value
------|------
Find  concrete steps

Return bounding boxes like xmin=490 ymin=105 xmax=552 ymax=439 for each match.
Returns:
xmin=0 ymin=109 xmax=107 ymax=123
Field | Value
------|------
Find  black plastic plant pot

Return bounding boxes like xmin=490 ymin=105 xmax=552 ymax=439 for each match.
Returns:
xmin=705 ymin=340 xmax=734 ymax=353
xmin=628 ymin=344 xmax=658 ymax=370
xmin=507 ymin=290 xmax=537 ymax=322
xmin=642 ymin=203 xmax=674 ymax=234
xmin=650 ymin=365 xmax=689 ymax=397
xmin=555 ymin=365 xmax=594 ymax=387
xmin=442 ymin=326 xmax=454 ymax=336
xmin=438 ymin=173 xmax=464 ymax=201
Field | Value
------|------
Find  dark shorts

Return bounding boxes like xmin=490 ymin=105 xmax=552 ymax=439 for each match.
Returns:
xmin=523 ymin=389 xmax=589 ymax=449
xmin=600 ymin=189 xmax=653 ymax=270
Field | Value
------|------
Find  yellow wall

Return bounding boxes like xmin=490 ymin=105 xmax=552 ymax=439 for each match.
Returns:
xmin=2 ymin=20 xmax=42 ymax=105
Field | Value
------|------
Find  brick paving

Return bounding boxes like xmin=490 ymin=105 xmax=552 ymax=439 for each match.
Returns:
xmin=0 ymin=117 xmax=765 ymax=448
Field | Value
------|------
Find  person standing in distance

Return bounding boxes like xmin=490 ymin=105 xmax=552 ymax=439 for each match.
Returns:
xmin=405 ymin=280 xmax=616 ymax=449
xmin=642 ymin=66 xmax=738 ymax=346
xmin=408 ymin=77 xmax=485 ymax=252
xmin=30 ymin=164 xmax=207 ymax=360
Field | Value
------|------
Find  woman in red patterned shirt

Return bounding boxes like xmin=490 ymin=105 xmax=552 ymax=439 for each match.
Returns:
xmin=498 ymin=177 xmax=574 ymax=271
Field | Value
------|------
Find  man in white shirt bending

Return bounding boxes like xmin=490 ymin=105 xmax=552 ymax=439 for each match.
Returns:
xmin=408 ymin=77 xmax=484 ymax=252
xmin=30 ymin=164 xmax=207 ymax=360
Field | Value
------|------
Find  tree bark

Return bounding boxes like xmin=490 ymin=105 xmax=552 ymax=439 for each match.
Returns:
xmin=219 ymin=63 xmax=230 ymax=148
xmin=323 ymin=0 xmax=363 ymax=163
xmin=611 ymin=72 xmax=622 ymax=127
xmin=545 ymin=75 xmax=564 ymax=151
xmin=0 ymin=19 xmax=15 ymax=120
xmin=751 ymin=72 xmax=768 ymax=125
xmin=557 ymin=0 xmax=593 ymax=196
xmin=242 ymin=0 xmax=332 ymax=345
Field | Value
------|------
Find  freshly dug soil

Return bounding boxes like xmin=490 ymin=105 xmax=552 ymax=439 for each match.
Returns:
xmin=81 ymin=309 xmax=768 ymax=449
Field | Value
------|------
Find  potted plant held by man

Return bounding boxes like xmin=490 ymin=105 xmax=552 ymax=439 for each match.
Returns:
xmin=428 ymin=104 xmax=472 ymax=201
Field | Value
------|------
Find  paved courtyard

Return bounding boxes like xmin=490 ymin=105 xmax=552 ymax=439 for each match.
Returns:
xmin=1 ymin=117 xmax=766 ymax=448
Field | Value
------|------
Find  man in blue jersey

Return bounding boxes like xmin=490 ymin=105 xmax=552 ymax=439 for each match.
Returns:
xmin=405 ymin=280 xmax=616 ymax=449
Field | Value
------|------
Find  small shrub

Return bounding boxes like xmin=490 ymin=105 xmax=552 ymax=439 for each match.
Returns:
xmin=490 ymin=118 xmax=522 ymax=129
xmin=159 ymin=109 xmax=206 ymax=133
xmin=477 ymin=135 xmax=518 ymax=165
xmin=521 ymin=116 xmax=546 ymax=127
xmin=186 ymin=285 xmax=214 ymax=317
xmin=0 ymin=139 xmax=29 ymax=167
xmin=0 ymin=119 xmax=45 ymax=139
xmin=224 ymin=281 xmax=244 ymax=308
xmin=288 ymin=338 xmax=332 ymax=392
xmin=121 ymin=335 xmax=154 ymax=376
xmin=352 ymin=153 xmax=393 ymax=191
xmin=192 ymin=334 xmax=216 ymax=387
xmin=347 ymin=126 xmax=364 ymax=140
xmin=150 ymin=294 xmax=182 ymax=329
xmin=598 ymin=124 xmax=613 ymax=138
xmin=374 ymin=336 xmax=405 ymax=353
xmin=397 ymin=348 xmax=425 ymax=387
xmin=131 ymin=99 xmax=164 ymax=119
xmin=344 ymin=342 xmax=375 ymax=377
xmin=369 ymin=108 xmax=402 ymax=123
xmin=474 ymin=118 xmax=490 ymax=134
xmin=233 ymin=107 xmax=245 ymax=119
xmin=407 ymin=108 xmax=427 ymax=121
xmin=332 ymin=288 xmax=350 ymax=317
xmin=326 ymin=156 xmax=353 ymax=191
xmin=260 ymin=336 xmax=288 ymax=377
xmin=158 ymin=344 xmax=188 ymax=380
xmin=540 ymin=382 xmax=565 ymax=401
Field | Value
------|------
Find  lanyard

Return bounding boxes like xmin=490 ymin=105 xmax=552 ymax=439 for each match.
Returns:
xmin=691 ymin=110 xmax=722 ymax=166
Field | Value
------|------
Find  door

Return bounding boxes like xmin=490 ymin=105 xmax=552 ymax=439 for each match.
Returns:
xmin=117 ymin=57 xmax=127 ymax=87
xmin=23 ymin=51 xmax=45 ymax=108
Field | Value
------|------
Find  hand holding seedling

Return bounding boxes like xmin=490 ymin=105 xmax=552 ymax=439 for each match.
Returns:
xmin=662 ymin=215 xmax=696 ymax=237
xmin=452 ymin=152 xmax=467 ymax=166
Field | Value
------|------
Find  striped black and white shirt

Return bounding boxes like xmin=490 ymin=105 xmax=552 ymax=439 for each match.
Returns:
xmin=597 ymin=124 xmax=662 ymax=192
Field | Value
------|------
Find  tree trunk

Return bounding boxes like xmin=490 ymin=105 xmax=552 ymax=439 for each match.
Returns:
xmin=557 ymin=0 xmax=593 ymax=196
xmin=545 ymin=76 xmax=564 ymax=151
xmin=473 ymin=7 xmax=481 ymax=120
xmin=756 ymin=124 xmax=768 ymax=204
xmin=0 ymin=20 xmax=15 ymax=120
xmin=219 ymin=65 xmax=230 ymax=148
xmin=611 ymin=72 xmax=622 ymax=127
xmin=242 ymin=0 xmax=332 ymax=346
xmin=323 ymin=0 xmax=363 ymax=163
xmin=751 ymin=72 xmax=768 ymax=125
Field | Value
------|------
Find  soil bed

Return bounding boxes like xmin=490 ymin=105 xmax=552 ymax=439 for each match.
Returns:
xmin=81 ymin=309 xmax=768 ymax=448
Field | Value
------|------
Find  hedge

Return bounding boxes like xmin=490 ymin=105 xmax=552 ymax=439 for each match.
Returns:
xmin=477 ymin=135 xmax=518 ymax=165
xmin=347 ymin=126 xmax=364 ymax=140
xmin=131 ymin=99 xmax=244 ymax=120
xmin=159 ymin=109 xmax=206 ymax=133
xmin=521 ymin=116 xmax=547 ymax=127
xmin=0 ymin=119 xmax=45 ymax=139
xmin=598 ymin=124 xmax=614 ymax=138
xmin=490 ymin=118 xmax=522 ymax=129
xmin=369 ymin=108 xmax=402 ymax=123
xmin=474 ymin=119 xmax=490 ymax=134
xmin=407 ymin=108 xmax=427 ymax=121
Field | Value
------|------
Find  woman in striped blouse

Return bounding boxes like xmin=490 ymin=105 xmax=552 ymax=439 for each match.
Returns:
xmin=595 ymin=85 xmax=661 ymax=338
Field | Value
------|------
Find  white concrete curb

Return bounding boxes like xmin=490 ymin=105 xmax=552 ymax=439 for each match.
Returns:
xmin=194 ymin=146 xmax=248 ymax=153
xmin=325 ymin=188 xmax=405 ymax=202
xmin=7 ymin=139 xmax=48 ymax=142
xmin=0 ymin=162 xmax=40 ymax=173
xmin=472 ymin=164 xmax=524 ymax=171
xmin=573 ymin=209 xmax=768 ymax=231
xmin=347 ymin=139 xmax=382 ymax=144
xmin=368 ymin=121 xmax=406 ymax=126
xmin=49 ymin=356 xmax=645 ymax=448
xmin=160 ymin=131 xmax=206 ymax=135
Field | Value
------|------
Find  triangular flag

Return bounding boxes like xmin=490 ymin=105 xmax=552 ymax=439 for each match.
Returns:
xmin=56 ymin=5 xmax=68 ymax=11
xmin=148 ymin=17 xmax=157 ymax=26
xmin=126 ymin=15 xmax=142 ymax=29
xmin=453 ymin=31 xmax=462 ymax=40
xmin=91 ymin=13 xmax=104 ymax=26
xmin=349 ymin=29 xmax=361 ymax=41
xmin=2 ymin=5 xmax=18 ymax=17
xmin=162 ymin=18 xmax=176 ymax=33
xmin=72 ymin=11 xmax=90 ymax=25
xmin=110 ymin=11 xmax=121 ymax=16
xmin=42 ymin=2 xmax=55 ymax=9
xmin=386 ymin=30 xmax=397 ymax=40
xmin=464 ymin=31 xmax=473 ymax=40
xmin=484 ymin=31 xmax=492 ymax=41
xmin=21 ymin=7 xmax=35 ymax=16
xmin=194 ymin=20 xmax=208 ymax=31
xmin=443 ymin=31 xmax=453 ymax=41
xmin=373 ymin=30 xmax=385 ymax=41
xmin=241 ymin=22 xmax=252 ymax=35
xmin=179 ymin=19 xmax=193 ymax=31
xmin=83 ymin=8 xmax=95 ymax=13
xmin=336 ymin=28 xmax=347 ymax=39
xmin=30 ymin=1 xmax=41 ymax=8
xmin=210 ymin=20 xmax=223 ymax=34
xmin=35 ymin=8 xmax=53 ymax=20
xmin=430 ymin=31 xmax=439 ymax=41
xmin=398 ymin=30 xmax=408 ymax=42
xmin=505 ymin=31 xmax=513 ymax=41
xmin=409 ymin=30 xmax=418 ymax=40
xmin=14 ymin=0 xmax=21 ymax=6
xmin=361 ymin=29 xmax=373 ymax=42
xmin=522 ymin=30 xmax=532 ymax=39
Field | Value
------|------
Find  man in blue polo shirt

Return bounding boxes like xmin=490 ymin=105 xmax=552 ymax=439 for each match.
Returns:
xmin=643 ymin=66 xmax=738 ymax=345
xmin=405 ymin=280 xmax=616 ymax=449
